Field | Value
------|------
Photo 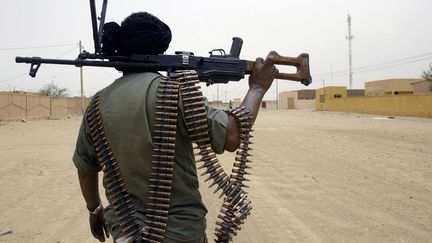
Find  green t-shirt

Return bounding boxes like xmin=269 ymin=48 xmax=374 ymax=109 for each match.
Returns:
xmin=73 ymin=72 xmax=228 ymax=242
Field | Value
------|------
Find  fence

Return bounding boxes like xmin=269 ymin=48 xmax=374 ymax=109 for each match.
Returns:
xmin=0 ymin=92 xmax=90 ymax=120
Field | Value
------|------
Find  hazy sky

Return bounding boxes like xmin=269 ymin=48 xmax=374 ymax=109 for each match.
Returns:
xmin=1 ymin=0 xmax=431 ymax=101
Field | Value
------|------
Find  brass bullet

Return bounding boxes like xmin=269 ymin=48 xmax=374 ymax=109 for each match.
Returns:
xmin=149 ymin=189 xmax=172 ymax=197
xmin=151 ymin=161 xmax=174 ymax=167
xmin=155 ymin=112 xmax=177 ymax=117
xmin=146 ymin=209 xmax=169 ymax=216
xmin=153 ymin=142 xmax=175 ymax=149
xmin=150 ymin=173 xmax=173 ymax=179
xmin=148 ymin=197 xmax=170 ymax=204
xmin=146 ymin=203 xmax=170 ymax=209
xmin=151 ymin=167 xmax=174 ymax=173
xmin=149 ymin=179 xmax=172 ymax=185
xmin=187 ymin=118 xmax=208 ymax=126
xmin=145 ymin=220 xmax=166 ymax=228
xmin=152 ymin=148 xmax=175 ymax=154
xmin=145 ymin=214 xmax=168 ymax=223
xmin=149 ymin=185 xmax=172 ymax=192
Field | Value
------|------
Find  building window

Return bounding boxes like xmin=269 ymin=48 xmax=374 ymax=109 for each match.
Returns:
xmin=334 ymin=94 xmax=342 ymax=98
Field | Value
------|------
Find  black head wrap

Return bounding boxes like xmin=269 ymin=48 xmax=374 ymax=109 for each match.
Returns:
xmin=101 ymin=12 xmax=172 ymax=56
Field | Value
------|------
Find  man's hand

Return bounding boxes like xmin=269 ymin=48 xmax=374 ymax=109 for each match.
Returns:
xmin=248 ymin=54 xmax=279 ymax=94
xmin=89 ymin=208 xmax=110 ymax=242
xmin=78 ymin=171 xmax=108 ymax=241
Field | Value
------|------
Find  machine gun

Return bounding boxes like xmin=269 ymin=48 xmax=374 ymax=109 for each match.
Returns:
xmin=15 ymin=0 xmax=312 ymax=86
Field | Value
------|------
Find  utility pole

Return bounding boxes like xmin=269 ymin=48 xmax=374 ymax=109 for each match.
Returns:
xmin=346 ymin=14 xmax=354 ymax=89
xmin=79 ymin=40 xmax=84 ymax=114
xmin=217 ymin=85 xmax=219 ymax=105
xmin=275 ymin=79 xmax=279 ymax=110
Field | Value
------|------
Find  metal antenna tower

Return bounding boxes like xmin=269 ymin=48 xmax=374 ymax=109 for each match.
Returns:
xmin=346 ymin=13 xmax=354 ymax=89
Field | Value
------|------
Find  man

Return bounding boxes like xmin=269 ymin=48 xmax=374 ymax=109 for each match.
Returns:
xmin=73 ymin=12 xmax=278 ymax=243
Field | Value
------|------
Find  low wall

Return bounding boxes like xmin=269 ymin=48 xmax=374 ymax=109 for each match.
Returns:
xmin=0 ymin=92 xmax=90 ymax=120
xmin=296 ymin=100 xmax=315 ymax=110
xmin=316 ymin=94 xmax=432 ymax=118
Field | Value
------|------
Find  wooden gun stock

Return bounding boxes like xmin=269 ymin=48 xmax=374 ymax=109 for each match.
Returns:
xmin=246 ymin=51 xmax=312 ymax=86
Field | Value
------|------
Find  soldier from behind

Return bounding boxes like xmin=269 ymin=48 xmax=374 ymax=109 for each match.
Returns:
xmin=73 ymin=12 xmax=278 ymax=243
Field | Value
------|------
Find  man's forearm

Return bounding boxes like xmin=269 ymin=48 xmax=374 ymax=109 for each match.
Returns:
xmin=78 ymin=170 xmax=101 ymax=210
xmin=224 ymin=88 xmax=265 ymax=152
xmin=224 ymin=55 xmax=277 ymax=152
xmin=239 ymin=88 xmax=266 ymax=124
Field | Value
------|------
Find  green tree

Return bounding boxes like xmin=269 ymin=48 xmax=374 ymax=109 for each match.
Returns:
xmin=422 ymin=64 xmax=432 ymax=81
xmin=40 ymin=81 xmax=69 ymax=97
xmin=421 ymin=64 xmax=432 ymax=91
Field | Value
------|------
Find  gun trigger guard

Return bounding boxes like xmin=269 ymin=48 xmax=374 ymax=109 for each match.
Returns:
xmin=29 ymin=62 xmax=41 ymax=77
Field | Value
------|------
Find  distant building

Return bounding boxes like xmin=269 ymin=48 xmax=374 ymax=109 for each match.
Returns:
xmin=411 ymin=80 xmax=432 ymax=94
xmin=261 ymin=100 xmax=277 ymax=109
xmin=232 ymin=98 xmax=241 ymax=107
xmin=365 ymin=79 xmax=421 ymax=96
xmin=279 ymin=90 xmax=315 ymax=109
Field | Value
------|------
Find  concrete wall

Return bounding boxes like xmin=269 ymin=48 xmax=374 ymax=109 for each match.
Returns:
xmin=315 ymin=87 xmax=432 ymax=118
xmin=0 ymin=92 xmax=90 ymax=120
xmin=296 ymin=100 xmax=316 ymax=110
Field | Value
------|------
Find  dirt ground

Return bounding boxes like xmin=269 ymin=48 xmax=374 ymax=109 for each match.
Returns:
xmin=0 ymin=110 xmax=431 ymax=243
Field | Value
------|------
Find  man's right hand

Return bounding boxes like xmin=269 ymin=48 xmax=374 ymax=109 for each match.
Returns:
xmin=248 ymin=53 xmax=279 ymax=94
xmin=89 ymin=210 xmax=110 ymax=242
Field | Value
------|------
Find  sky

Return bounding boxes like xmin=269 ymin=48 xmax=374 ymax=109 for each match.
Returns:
xmin=1 ymin=0 xmax=431 ymax=101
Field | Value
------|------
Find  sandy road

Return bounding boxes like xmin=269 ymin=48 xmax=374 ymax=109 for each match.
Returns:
xmin=0 ymin=110 xmax=431 ymax=242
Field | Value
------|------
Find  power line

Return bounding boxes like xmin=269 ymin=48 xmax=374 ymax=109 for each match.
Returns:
xmin=0 ymin=73 xmax=27 ymax=84
xmin=355 ymin=56 xmax=432 ymax=74
xmin=314 ymin=52 xmax=432 ymax=78
xmin=0 ymin=43 xmax=77 ymax=51
xmin=316 ymin=56 xmax=432 ymax=80
xmin=55 ymin=46 xmax=78 ymax=58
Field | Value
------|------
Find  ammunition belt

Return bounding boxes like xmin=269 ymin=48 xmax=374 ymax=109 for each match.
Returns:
xmin=178 ymin=71 xmax=253 ymax=242
xmin=87 ymin=91 xmax=140 ymax=239
xmin=140 ymin=76 xmax=180 ymax=242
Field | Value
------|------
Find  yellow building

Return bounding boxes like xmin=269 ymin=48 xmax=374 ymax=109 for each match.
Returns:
xmin=365 ymin=78 xmax=422 ymax=96
xmin=315 ymin=86 xmax=347 ymax=110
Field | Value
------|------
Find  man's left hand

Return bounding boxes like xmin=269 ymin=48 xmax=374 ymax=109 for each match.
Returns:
xmin=89 ymin=210 xmax=110 ymax=242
